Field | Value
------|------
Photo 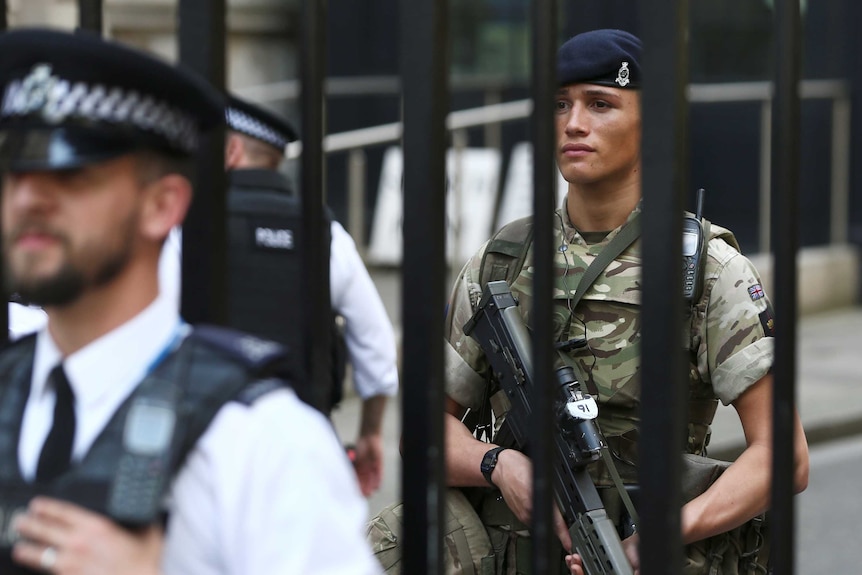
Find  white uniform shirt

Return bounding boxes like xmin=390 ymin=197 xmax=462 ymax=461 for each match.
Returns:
xmin=328 ymin=222 xmax=398 ymax=399
xmin=7 ymin=302 xmax=48 ymax=340
xmin=18 ymin=294 xmax=381 ymax=575
xmin=159 ymin=222 xmax=399 ymax=400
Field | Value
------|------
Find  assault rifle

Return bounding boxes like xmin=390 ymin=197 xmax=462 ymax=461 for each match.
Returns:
xmin=463 ymin=280 xmax=634 ymax=575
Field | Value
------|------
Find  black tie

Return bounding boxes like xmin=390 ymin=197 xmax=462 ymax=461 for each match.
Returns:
xmin=36 ymin=364 xmax=76 ymax=482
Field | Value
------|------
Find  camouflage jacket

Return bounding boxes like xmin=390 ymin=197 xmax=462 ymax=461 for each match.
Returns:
xmin=444 ymin=204 xmax=775 ymax=485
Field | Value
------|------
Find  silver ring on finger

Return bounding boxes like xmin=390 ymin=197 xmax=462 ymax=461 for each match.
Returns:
xmin=40 ymin=546 xmax=58 ymax=571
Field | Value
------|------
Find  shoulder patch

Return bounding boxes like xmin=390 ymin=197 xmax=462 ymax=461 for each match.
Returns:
xmin=233 ymin=377 xmax=286 ymax=406
xmin=190 ymin=324 xmax=288 ymax=372
xmin=748 ymin=283 xmax=765 ymax=301
xmin=759 ymin=300 xmax=776 ymax=337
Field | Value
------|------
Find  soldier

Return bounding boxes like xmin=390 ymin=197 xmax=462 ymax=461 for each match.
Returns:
xmin=440 ymin=29 xmax=809 ymax=574
xmin=159 ymin=94 xmax=400 ymax=496
xmin=0 ymin=28 xmax=380 ymax=574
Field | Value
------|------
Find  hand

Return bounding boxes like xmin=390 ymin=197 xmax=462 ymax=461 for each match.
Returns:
xmin=12 ymin=497 xmax=163 ymax=575
xmin=352 ymin=432 xmax=384 ymax=497
xmin=565 ymin=552 xmax=584 ymax=575
xmin=492 ymin=449 xmax=575 ymax=553
xmin=565 ymin=534 xmax=638 ymax=575
xmin=622 ymin=532 xmax=640 ymax=574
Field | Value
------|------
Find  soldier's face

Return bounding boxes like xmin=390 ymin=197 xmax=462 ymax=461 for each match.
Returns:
xmin=1 ymin=155 xmax=142 ymax=307
xmin=554 ymin=83 xmax=642 ymax=187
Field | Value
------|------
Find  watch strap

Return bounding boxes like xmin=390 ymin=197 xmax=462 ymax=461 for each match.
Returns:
xmin=480 ymin=446 xmax=508 ymax=487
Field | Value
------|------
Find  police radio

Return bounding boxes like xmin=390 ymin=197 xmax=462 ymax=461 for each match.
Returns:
xmin=107 ymin=385 xmax=180 ymax=525
xmin=682 ymin=188 xmax=706 ymax=304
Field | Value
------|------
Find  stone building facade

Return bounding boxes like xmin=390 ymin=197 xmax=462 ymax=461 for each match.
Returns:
xmin=5 ymin=0 xmax=298 ymax=112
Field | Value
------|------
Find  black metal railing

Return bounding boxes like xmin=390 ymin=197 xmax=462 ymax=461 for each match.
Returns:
xmin=0 ymin=0 xmax=5 ymax=342
xmin=770 ymin=1 xmax=802 ymax=573
xmin=299 ymin=0 xmax=332 ymax=413
xmin=177 ymin=0 xmax=227 ymax=326
xmin=78 ymin=0 xmax=102 ymax=33
xmin=529 ymin=0 xmax=558 ymax=572
xmin=639 ymin=1 xmax=690 ymax=572
xmin=0 ymin=0 xmax=805 ymax=572
xmin=399 ymin=1 xmax=448 ymax=573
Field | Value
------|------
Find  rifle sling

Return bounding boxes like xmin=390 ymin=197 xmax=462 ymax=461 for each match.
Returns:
xmin=568 ymin=212 xmax=640 ymax=313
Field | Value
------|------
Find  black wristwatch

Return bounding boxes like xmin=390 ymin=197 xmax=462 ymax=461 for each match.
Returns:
xmin=480 ymin=446 xmax=508 ymax=488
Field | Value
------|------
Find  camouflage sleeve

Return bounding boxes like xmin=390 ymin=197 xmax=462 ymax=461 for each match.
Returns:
xmin=443 ymin=241 xmax=492 ymax=411
xmin=697 ymin=238 xmax=775 ymax=405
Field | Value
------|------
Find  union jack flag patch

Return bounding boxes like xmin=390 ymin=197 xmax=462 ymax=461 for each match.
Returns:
xmin=748 ymin=283 xmax=765 ymax=301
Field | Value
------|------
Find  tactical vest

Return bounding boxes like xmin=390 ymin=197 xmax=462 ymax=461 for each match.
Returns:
xmin=226 ymin=169 xmax=347 ymax=414
xmin=0 ymin=325 xmax=288 ymax=574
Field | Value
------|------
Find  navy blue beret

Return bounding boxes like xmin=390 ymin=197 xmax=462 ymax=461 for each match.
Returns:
xmin=225 ymin=94 xmax=297 ymax=152
xmin=557 ymin=29 xmax=642 ymax=89
xmin=0 ymin=28 xmax=224 ymax=171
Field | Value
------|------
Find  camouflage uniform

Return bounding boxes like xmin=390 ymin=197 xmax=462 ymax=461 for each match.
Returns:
xmin=443 ymin=202 xmax=775 ymax=573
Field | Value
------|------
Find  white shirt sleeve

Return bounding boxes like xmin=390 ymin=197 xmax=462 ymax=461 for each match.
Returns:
xmin=329 ymin=222 xmax=399 ymax=399
xmin=162 ymin=388 xmax=381 ymax=575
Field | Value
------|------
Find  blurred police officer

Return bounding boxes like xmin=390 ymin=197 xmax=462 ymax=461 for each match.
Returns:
xmin=0 ymin=28 xmax=379 ymax=575
xmin=159 ymin=94 xmax=399 ymax=497
xmin=439 ymin=29 xmax=809 ymax=575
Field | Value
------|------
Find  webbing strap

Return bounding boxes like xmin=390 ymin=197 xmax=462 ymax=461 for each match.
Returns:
xmin=600 ymin=448 xmax=640 ymax=533
xmin=450 ymin=528 xmax=477 ymax=575
xmin=568 ymin=212 xmax=641 ymax=313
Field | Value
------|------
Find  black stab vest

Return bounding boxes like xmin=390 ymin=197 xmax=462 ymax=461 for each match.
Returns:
xmin=0 ymin=325 xmax=289 ymax=574
xmin=226 ymin=169 xmax=347 ymax=414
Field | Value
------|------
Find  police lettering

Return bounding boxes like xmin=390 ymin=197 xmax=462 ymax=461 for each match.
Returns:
xmin=255 ymin=227 xmax=294 ymax=250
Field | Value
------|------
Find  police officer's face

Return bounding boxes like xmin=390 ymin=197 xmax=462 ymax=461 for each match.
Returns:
xmin=1 ymin=155 xmax=143 ymax=306
xmin=554 ymin=83 xmax=641 ymax=188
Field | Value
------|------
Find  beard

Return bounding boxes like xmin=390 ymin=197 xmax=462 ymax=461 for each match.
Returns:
xmin=3 ymin=217 xmax=136 ymax=308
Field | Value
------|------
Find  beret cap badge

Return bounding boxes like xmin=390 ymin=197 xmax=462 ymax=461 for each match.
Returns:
xmin=615 ymin=62 xmax=631 ymax=87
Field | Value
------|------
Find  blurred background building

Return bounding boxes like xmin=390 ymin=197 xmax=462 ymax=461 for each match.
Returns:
xmin=8 ymin=0 xmax=860 ymax=312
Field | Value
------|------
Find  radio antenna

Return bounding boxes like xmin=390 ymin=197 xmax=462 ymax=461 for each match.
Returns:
xmin=695 ymin=188 xmax=705 ymax=221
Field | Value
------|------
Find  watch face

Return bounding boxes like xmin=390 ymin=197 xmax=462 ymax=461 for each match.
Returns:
xmin=481 ymin=447 xmax=504 ymax=486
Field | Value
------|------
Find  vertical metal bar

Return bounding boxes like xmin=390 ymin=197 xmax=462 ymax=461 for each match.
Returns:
xmin=759 ymin=99 xmax=773 ymax=253
xmin=347 ymin=148 xmax=367 ymax=255
xmin=639 ymin=0 xmax=689 ymax=573
xmin=0 ymin=0 xmax=6 ymax=342
xmin=770 ymin=0 xmax=801 ymax=572
xmin=530 ymin=0 xmax=557 ymax=572
xmin=849 ymin=0 xmax=862 ymax=247
xmin=178 ymin=0 xmax=227 ymax=326
xmin=830 ymin=96 xmax=851 ymax=244
xmin=77 ymin=0 xmax=102 ymax=33
xmin=299 ymin=0 xmax=331 ymax=412
xmin=400 ymin=0 xmax=448 ymax=572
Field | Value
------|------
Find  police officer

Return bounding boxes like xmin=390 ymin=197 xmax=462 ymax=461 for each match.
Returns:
xmin=441 ymin=29 xmax=809 ymax=574
xmin=159 ymin=94 xmax=399 ymax=497
xmin=0 ymin=28 xmax=380 ymax=574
